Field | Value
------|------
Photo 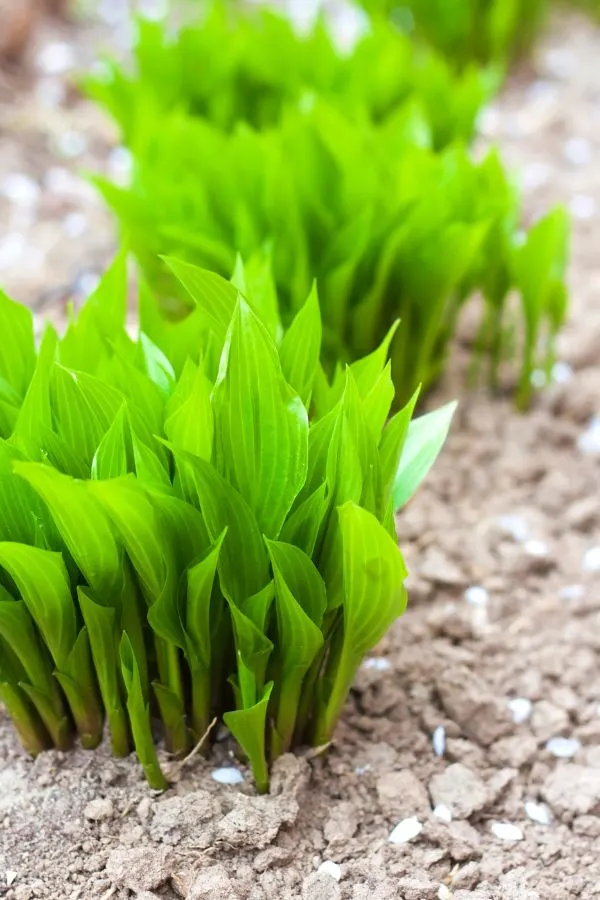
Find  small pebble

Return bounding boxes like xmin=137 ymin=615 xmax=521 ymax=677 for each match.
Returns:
xmin=211 ymin=767 xmax=245 ymax=785
xmin=497 ymin=514 xmax=529 ymax=543
xmin=582 ymin=547 xmax=600 ymax=573
xmin=62 ymin=213 xmax=88 ymax=239
xmin=551 ymin=361 xmax=573 ymax=384
xmin=508 ymin=697 xmax=533 ymax=724
xmin=437 ymin=886 xmax=451 ymax=900
xmin=1 ymin=173 xmax=40 ymax=206
xmin=559 ymin=584 xmax=585 ymax=602
xmin=388 ymin=817 xmax=423 ymax=844
xmin=74 ymin=272 xmax=101 ymax=299
xmin=525 ymin=801 xmax=552 ymax=825
xmin=362 ymin=657 xmax=391 ymax=672
xmin=354 ymin=764 xmax=371 ymax=776
xmin=578 ymin=418 xmax=600 ymax=456
xmin=564 ymin=137 xmax=592 ymax=167
xmin=35 ymin=78 xmax=66 ymax=109
xmin=491 ymin=821 xmax=524 ymax=841
xmin=521 ymin=161 xmax=552 ymax=191
xmin=530 ymin=368 xmax=547 ymax=389
xmin=432 ymin=725 xmax=446 ymax=757
xmin=523 ymin=539 xmax=548 ymax=558
xmin=57 ymin=131 xmax=88 ymax=159
xmin=318 ymin=861 xmax=341 ymax=882
xmin=464 ymin=586 xmax=488 ymax=607
xmin=6 ymin=872 xmax=17 ymax=886
xmin=545 ymin=737 xmax=581 ymax=759
xmin=37 ymin=42 xmax=75 ymax=75
xmin=108 ymin=147 xmax=133 ymax=186
xmin=84 ymin=798 xmax=114 ymax=821
xmin=432 ymin=804 xmax=452 ymax=824
xmin=569 ymin=194 xmax=597 ymax=220
xmin=0 ymin=233 xmax=25 ymax=270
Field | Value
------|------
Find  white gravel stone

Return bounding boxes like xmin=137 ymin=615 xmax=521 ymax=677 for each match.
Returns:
xmin=1 ymin=173 xmax=40 ymax=206
xmin=564 ymin=137 xmax=592 ymax=166
xmin=491 ymin=821 xmax=524 ymax=841
xmin=577 ymin=417 xmax=600 ymax=455
xmin=523 ymin=539 xmax=548 ymax=557
xmin=582 ymin=546 xmax=600 ymax=573
xmin=362 ymin=657 xmax=391 ymax=672
xmin=0 ymin=233 xmax=25 ymax=270
xmin=37 ymin=42 xmax=75 ymax=75
xmin=546 ymin=737 xmax=581 ymax=759
xmin=551 ymin=361 xmax=573 ymax=384
xmin=432 ymin=725 xmax=446 ymax=757
xmin=464 ymin=586 xmax=488 ymax=607
xmin=497 ymin=514 xmax=529 ymax=543
xmin=569 ymin=194 xmax=597 ymax=220
xmin=211 ymin=767 xmax=245 ymax=785
xmin=6 ymin=872 xmax=17 ymax=886
xmin=388 ymin=817 xmax=423 ymax=844
xmin=84 ymin=798 xmax=114 ymax=821
xmin=508 ymin=697 xmax=533 ymax=724
xmin=432 ymin=804 xmax=452 ymax=824
xmin=318 ymin=861 xmax=341 ymax=882
xmin=525 ymin=800 xmax=553 ymax=825
xmin=559 ymin=584 xmax=585 ymax=602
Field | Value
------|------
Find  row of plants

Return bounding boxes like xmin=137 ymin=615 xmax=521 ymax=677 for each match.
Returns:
xmin=87 ymin=3 xmax=569 ymax=409
xmin=360 ymin=0 xmax=599 ymax=69
xmin=0 ymin=255 xmax=454 ymax=790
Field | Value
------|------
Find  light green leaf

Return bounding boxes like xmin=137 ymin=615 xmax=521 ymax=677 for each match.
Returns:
xmin=223 ymin=681 xmax=273 ymax=794
xmin=392 ymin=400 xmax=456 ymax=511
xmin=279 ymin=283 xmax=322 ymax=407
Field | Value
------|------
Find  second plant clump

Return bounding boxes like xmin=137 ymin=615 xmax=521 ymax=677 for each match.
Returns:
xmin=89 ymin=3 xmax=570 ymax=409
xmin=0 ymin=254 xmax=454 ymax=791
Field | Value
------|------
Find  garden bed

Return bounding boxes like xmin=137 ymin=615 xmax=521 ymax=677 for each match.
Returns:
xmin=1 ymin=7 xmax=600 ymax=900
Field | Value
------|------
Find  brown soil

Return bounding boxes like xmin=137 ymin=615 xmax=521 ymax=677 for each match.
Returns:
xmin=2 ymin=6 xmax=600 ymax=900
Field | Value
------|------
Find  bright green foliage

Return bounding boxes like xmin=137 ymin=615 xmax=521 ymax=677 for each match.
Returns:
xmin=0 ymin=257 xmax=453 ymax=791
xmin=95 ymin=101 xmax=569 ymax=406
xmin=85 ymin=4 xmax=492 ymax=151
xmin=359 ymin=0 xmax=547 ymax=68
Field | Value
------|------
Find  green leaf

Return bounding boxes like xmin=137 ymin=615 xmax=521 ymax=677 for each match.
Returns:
xmin=120 ymin=633 xmax=168 ymax=790
xmin=392 ymin=400 xmax=456 ymax=511
xmin=279 ymin=283 xmax=322 ymax=407
xmin=164 ymin=258 xmax=237 ymax=346
xmin=314 ymin=502 xmax=408 ymax=745
xmin=0 ymin=544 xmax=76 ymax=669
xmin=224 ymin=681 xmax=273 ymax=793
xmin=213 ymin=299 xmax=308 ymax=539
xmin=0 ymin=290 xmax=35 ymax=399
xmin=164 ymin=360 xmax=214 ymax=460
xmin=14 ymin=462 xmax=121 ymax=594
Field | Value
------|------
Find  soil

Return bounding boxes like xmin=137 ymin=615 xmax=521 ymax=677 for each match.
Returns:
xmin=1 ymin=5 xmax=600 ymax=900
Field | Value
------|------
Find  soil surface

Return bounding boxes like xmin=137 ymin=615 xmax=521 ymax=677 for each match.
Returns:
xmin=1 ymin=6 xmax=600 ymax=900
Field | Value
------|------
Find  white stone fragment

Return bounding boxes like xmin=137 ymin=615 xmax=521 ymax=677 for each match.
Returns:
xmin=564 ymin=137 xmax=592 ymax=167
xmin=578 ymin=418 xmax=600 ymax=456
xmin=497 ymin=514 xmax=529 ymax=543
xmin=1 ymin=173 xmax=40 ymax=206
xmin=464 ymin=586 xmax=488 ymax=607
xmin=508 ymin=697 xmax=533 ymax=724
xmin=388 ymin=817 xmax=423 ymax=844
xmin=559 ymin=584 xmax=585 ymax=602
xmin=62 ymin=213 xmax=87 ymax=239
xmin=362 ymin=657 xmax=391 ymax=672
xmin=318 ymin=861 xmax=341 ymax=882
xmin=522 ymin=161 xmax=552 ymax=191
xmin=491 ymin=821 xmax=524 ymax=841
xmin=582 ymin=546 xmax=600 ymax=573
xmin=6 ymin=872 xmax=17 ymax=886
xmin=35 ymin=77 xmax=66 ymax=109
xmin=432 ymin=804 xmax=452 ymax=824
xmin=139 ymin=0 xmax=168 ymax=20
xmin=530 ymin=368 xmax=547 ymax=389
xmin=432 ymin=725 xmax=446 ymax=758
xmin=211 ymin=767 xmax=245 ymax=785
xmin=437 ymin=886 xmax=451 ymax=900
xmin=569 ymin=194 xmax=597 ymax=220
xmin=57 ymin=131 xmax=88 ymax=159
xmin=37 ymin=42 xmax=75 ymax=75
xmin=551 ymin=361 xmax=573 ymax=384
xmin=354 ymin=764 xmax=371 ymax=776
xmin=525 ymin=801 xmax=552 ymax=825
xmin=523 ymin=539 xmax=548 ymax=558
xmin=0 ymin=233 xmax=25 ymax=270
xmin=545 ymin=737 xmax=581 ymax=759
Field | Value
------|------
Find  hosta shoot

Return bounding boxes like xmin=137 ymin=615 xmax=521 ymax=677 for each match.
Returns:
xmin=0 ymin=255 xmax=454 ymax=791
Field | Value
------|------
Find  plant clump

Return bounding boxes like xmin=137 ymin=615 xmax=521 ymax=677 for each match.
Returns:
xmin=0 ymin=254 xmax=454 ymax=791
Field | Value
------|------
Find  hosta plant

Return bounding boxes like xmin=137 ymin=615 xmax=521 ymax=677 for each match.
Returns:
xmin=0 ymin=254 xmax=454 ymax=791
xmin=85 ymin=3 xmax=492 ymax=152
xmin=96 ymin=100 xmax=569 ymax=408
